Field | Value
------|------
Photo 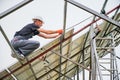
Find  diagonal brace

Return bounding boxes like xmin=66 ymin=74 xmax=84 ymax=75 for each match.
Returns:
xmin=66 ymin=0 xmax=120 ymax=27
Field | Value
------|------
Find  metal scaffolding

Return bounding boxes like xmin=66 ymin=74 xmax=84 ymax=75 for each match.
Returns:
xmin=0 ymin=0 xmax=120 ymax=80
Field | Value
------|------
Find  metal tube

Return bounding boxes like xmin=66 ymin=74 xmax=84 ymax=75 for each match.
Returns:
xmin=63 ymin=1 xmax=67 ymax=34
xmin=0 ymin=26 xmax=23 ymax=64
xmin=101 ymin=0 xmax=108 ymax=14
xmin=6 ymin=68 xmax=18 ymax=80
xmin=0 ymin=0 xmax=33 ymax=19
xmin=25 ymin=57 xmax=37 ymax=80
xmin=77 ymin=66 xmax=79 ymax=80
xmin=58 ymin=1 xmax=67 ymax=79
xmin=59 ymin=36 xmax=62 ymax=80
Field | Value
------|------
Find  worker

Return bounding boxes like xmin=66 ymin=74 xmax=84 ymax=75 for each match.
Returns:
xmin=11 ymin=16 xmax=63 ymax=60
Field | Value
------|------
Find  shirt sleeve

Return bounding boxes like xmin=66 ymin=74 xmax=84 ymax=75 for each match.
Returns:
xmin=31 ymin=25 xmax=40 ymax=35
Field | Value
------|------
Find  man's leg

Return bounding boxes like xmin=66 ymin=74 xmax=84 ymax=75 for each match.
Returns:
xmin=18 ymin=40 xmax=40 ymax=56
xmin=11 ymin=39 xmax=40 ymax=59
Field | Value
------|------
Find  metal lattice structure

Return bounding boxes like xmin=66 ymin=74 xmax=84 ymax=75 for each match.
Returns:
xmin=0 ymin=0 xmax=120 ymax=80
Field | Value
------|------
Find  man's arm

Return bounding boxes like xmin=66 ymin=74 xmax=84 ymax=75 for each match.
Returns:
xmin=37 ymin=28 xmax=63 ymax=34
xmin=38 ymin=32 xmax=60 ymax=39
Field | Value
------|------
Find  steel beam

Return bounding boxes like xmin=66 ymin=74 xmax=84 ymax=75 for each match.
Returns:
xmin=66 ymin=0 xmax=120 ymax=27
xmin=0 ymin=0 xmax=33 ymax=19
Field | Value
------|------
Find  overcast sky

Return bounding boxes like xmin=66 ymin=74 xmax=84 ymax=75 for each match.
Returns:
xmin=0 ymin=0 xmax=120 ymax=75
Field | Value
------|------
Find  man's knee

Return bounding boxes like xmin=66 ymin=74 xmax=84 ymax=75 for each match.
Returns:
xmin=34 ymin=41 xmax=40 ymax=48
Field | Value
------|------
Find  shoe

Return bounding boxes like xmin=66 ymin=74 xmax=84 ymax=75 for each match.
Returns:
xmin=11 ymin=51 xmax=25 ymax=60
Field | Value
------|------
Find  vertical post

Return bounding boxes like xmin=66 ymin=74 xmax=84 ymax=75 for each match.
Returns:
xmin=63 ymin=0 xmax=67 ymax=34
xmin=89 ymin=22 xmax=96 ymax=80
xmin=58 ymin=0 xmax=68 ymax=80
xmin=77 ymin=66 xmax=79 ymax=80
xmin=89 ymin=16 xmax=103 ymax=80
xmin=101 ymin=0 xmax=108 ymax=14
xmin=111 ymin=34 xmax=120 ymax=80
xmin=82 ymin=33 xmax=90 ymax=80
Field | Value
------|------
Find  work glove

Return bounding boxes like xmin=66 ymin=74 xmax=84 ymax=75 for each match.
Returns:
xmin=57 ymin=29 xmax=63 ymax=34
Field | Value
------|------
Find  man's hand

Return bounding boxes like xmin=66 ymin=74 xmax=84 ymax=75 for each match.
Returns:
xmin=57 ymin=29 xmax=63 ymax=34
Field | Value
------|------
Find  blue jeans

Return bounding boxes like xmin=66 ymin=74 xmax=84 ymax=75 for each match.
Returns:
xmin=11 ymin=36 xmax=40 ymax=56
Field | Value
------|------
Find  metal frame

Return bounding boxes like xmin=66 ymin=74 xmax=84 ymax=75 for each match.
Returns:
xmin=0 ymin=4 xmax=119 ymax=79
xmin=0 ymin=0 xmax=120 ymax=79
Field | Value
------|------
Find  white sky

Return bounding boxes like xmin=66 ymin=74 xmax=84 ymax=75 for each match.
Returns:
xmin=0 ymin=0 xmax=120 ymax=78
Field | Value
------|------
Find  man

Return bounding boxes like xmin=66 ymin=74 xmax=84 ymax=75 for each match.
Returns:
xmin=11 ymin=16 xmax=63 ymax=60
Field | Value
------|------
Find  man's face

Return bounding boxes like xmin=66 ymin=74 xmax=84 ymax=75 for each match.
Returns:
xmin=36 ymin=20 xmax=43 ymax=27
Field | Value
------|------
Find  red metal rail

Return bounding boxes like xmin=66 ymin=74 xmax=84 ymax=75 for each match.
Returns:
xmin=0 ymin=5 xmax=120 ymax=79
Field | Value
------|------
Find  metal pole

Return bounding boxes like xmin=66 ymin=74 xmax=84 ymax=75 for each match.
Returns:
xmin=0 ymin=25 xmax=23 ymax=64
xmin=6 ymin=68 xmax=18 ymax=80
xmin=111 ymin=34 xmax=120 ymax=80
xmin=63 ymin=0 xmax=67 ymax=34
xmin=59 ymin=36 xmax=62 ymax=80
xmin=77 ymin=66 xmax=79 ymax=80
xmin=58 ymin=1 xmax=67 ymax=80
xmin=82 ymin=31 xmax=90 ymax=80
xmin=101 ymin=0 xmax=108 ymax=14
xmin=89 ymin=20 xmax=96 ymax=80
xmin=0 ymin=0 xmax=33 ymax=19
xmin=66 ymin=0 xmax=120 ymax=27
xmin=89 ymin=16 xmax=103 ymax=80
xmin=25 ymin=57 xmax=37 ymax=80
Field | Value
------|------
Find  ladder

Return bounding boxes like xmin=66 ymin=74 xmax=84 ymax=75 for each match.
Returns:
xmin=91 ymin=36 xmax=120 ymax=80
xmin=89 ymin=23 xmax=119 ymax=80
xmin=95 ymin=36 xmax=119 ymax=80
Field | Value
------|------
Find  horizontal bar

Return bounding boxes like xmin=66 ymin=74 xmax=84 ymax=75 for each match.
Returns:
xmin=96 ymin=47 xmax=114 ymax=50
xmin=96 ymin=37 xmax=113 ymax=40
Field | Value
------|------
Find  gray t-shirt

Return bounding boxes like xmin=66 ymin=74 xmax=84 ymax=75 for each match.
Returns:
xmin=14 ymin=23 xmax=39 ymax=39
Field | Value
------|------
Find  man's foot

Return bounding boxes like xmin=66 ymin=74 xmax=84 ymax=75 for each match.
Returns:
xmin=11 ymin=51 xmax=25 ymax=60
